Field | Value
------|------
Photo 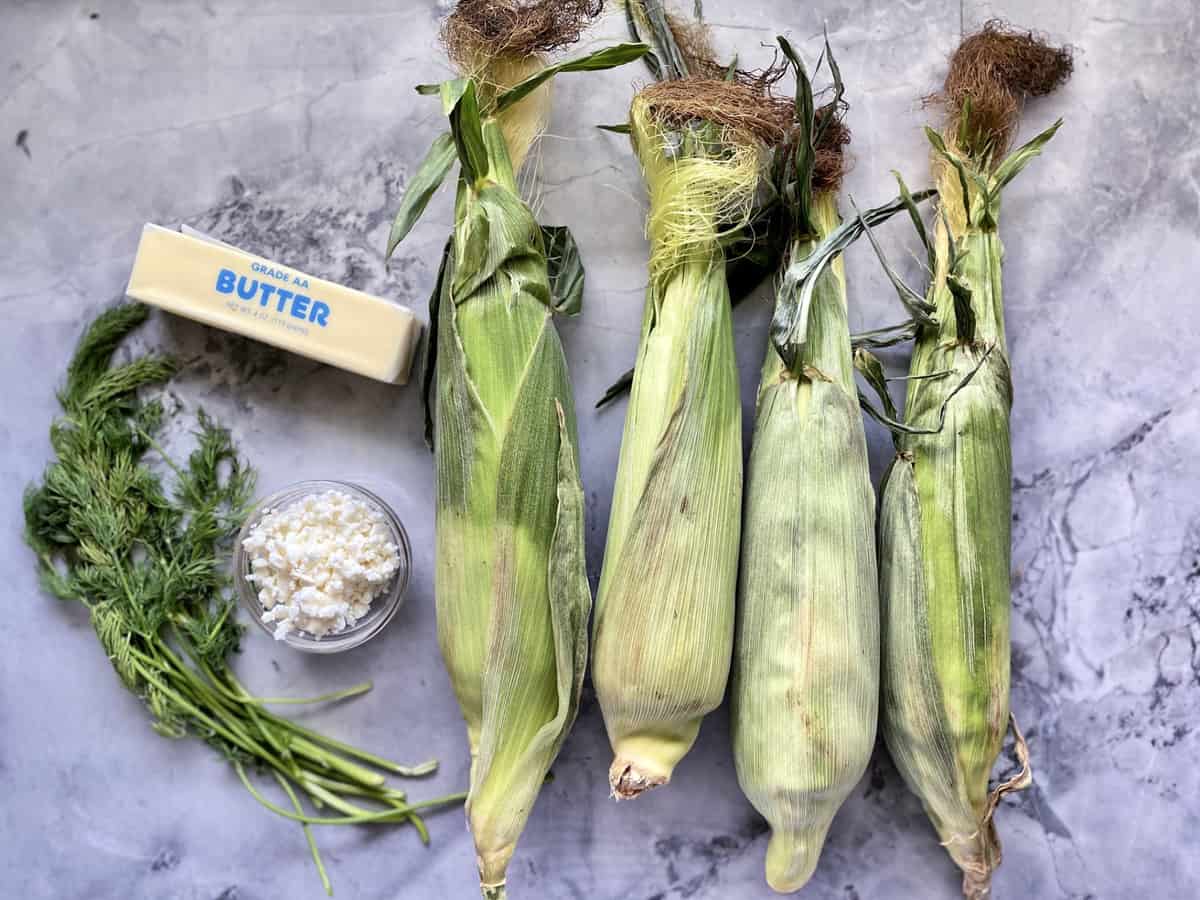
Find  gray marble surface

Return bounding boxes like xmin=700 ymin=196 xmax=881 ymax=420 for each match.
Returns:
xmin=2 ymin=1 xmax=1196 ymax=898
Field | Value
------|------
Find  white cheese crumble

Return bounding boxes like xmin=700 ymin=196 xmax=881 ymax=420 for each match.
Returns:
xmin=242 ymin=489 xmax=400 ymax=640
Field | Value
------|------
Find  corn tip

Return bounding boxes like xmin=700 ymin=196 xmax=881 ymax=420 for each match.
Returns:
xmin=476 ymin=844 xmax=514 ymax=899
xmin=962 ymin=867 xmax=994 ymax=900
xmin=608 ymin=757 xmax=669 ymax=800
xmin=763 ymin=828 xmax=823 ymax=894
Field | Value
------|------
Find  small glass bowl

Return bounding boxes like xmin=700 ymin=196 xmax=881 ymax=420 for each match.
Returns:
xmin=233 ymin=480 xmax=411 ymax=654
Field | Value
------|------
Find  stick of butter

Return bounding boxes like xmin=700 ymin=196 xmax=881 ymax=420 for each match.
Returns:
xmin=125 ymin=224 xmax=421 ymax=384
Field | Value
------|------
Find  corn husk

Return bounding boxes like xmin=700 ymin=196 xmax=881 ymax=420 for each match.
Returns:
xmin=592 ymin=93 xmax=767 ymax=798
xmin=730 ymin=40 xmax=877 ymax=889
xmin=388 ymin=27 xmax=647 ymax=897
xmin=877 ymin=38 xmax=1067 ymax=893
xmin=877 ymin=213 xmax=1019 ymax=898
xmin=732 ymin=188 xmax=879 ymax=893
xmin=436 ymin=94 xmax=588 ymax=900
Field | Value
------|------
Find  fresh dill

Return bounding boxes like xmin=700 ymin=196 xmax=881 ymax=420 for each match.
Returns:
xmin=23 ymin=304 xmax=464 ymax=894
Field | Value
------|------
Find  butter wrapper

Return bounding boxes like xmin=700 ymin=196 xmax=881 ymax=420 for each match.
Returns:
xmin=126 ymin=224 xmax=421 ymax=384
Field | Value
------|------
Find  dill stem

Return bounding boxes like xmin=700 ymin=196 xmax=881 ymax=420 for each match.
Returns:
xmin=270 ymin=733 xmax=381 ymax=785
xmin=236 ymin=764 xmax=466 ymax=825
xmin=132 ymin=661 xmax=272 ymax=763
xmin=153 ymin=635 xmax=389 ymax=790
xmin=136 ymin=643 xmax=276 ymax=758
xmin=136 ymin=658 xmax=374 ymax=819
xmin=133 ymin=425 xmax=187 ymax=481
xmin=297 ymin=775 xmax=430 ymax=840
xmin=275 ymin=771 xmax=332 ymax=896
xmin=187 ymin=644 xmax=372 ymax=708
xmin=263 ymin=708 xmax=426 ymax=776
xmin=301 ymin=771 xmax=405 ymax=801
xmin=249 ymin=683 xmax=375 ymax=705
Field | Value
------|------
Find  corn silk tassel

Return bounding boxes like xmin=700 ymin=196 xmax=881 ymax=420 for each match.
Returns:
xmin=594 ymin=1 xmax=793 ymax=410
xmin=386 ymin=3 xmax=646 ymax=895
xmin=730 ymin=40 xmax=879 ymax=894
xmin=874 ymin=22 xmax=1072 ymax=900
xmin=593 ymin=1 xmax=792 ymax=799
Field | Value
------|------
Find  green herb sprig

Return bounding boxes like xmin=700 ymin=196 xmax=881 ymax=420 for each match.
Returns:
xmin=24 ymin=304 xmax=464 ymax=894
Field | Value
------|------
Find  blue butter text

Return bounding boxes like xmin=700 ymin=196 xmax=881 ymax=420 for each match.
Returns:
xmin=214 ymin=268 xmax=331 ymax=326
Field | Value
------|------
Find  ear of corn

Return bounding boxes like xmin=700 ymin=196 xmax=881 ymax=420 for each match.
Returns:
xmin=878 ymin=109 xmax=1061 ymax=899
xmin=878 ymin=220 xmax=1016 ymax=900
xmin=733 ymin=196 xmax=880 ymax=895
xmin=732 ymin=43 xmax=878 ymax=893
xmin=592 ymin=95 xmax=764 ymax=798
xmin=434 ymin=106 xmax=590 ymax=900
xmin=390 ymin=32 xmax=647 ymax=897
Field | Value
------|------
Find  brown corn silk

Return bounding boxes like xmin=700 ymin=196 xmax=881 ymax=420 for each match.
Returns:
xmin=442 ymin=0 xmax=601 ymax=61
xmin=592 ymin=75 xmax=783 ymax=800
xmin=879 ymin=21 xmax=1071 ymax=900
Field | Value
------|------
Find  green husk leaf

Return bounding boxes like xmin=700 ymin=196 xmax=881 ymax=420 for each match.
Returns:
xmin=777 ymin=35 xmax=815 ymax=234
xmin=776 ymin=35 xmax=807 ymax=113
xmin=956 ymin=95 xmax=976 ymax=156
xmin=453 ymin=176 xmax=542 ymax=303
xmin=989 ymin=118 xmax=1063 ymax=193
xmin=449 ymin=79 xmax=489 ymax=184
xmin=439 ymin=77 xmax=470 ymax=115
xmin=854 ymin=347 xmax=899 ymax=423
xmin=541 ymin=225 xmax=585 ymax=316
xmin=860 ymin=343 xmax=996 ymax=436
xmin=851 ymin=320 xmax=920 ymax=350
xmin=494 ymin=43 xmax=650 ymax=112
xmin=595 ymin=367 xmax=635 ymax=409
xmin=386 ymin=132 xmax=457 ymax=259
xmin=812 ymin=30 xmax=845 ymax=148
xmin=852 ymin=200 xmax=936 ymax=326
xmin=421 ymin=238 xmax=454 ymax=449
xmin=949 ymin=270 xmax=976 ymax=344
xmin=894 ymin=170 xmax=935 ymax=275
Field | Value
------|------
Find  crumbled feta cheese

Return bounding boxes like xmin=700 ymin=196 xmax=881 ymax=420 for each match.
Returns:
xmin=242 ymin=489 xmax=400 ymax=640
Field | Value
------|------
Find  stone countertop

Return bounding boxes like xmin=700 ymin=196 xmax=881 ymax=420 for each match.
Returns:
xmin=2 ymin=1 xmax=1196 ymax=898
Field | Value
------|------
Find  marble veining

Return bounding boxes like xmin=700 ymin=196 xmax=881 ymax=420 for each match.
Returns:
xmin=1 ymin=1 xmax=1196 ymax=898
